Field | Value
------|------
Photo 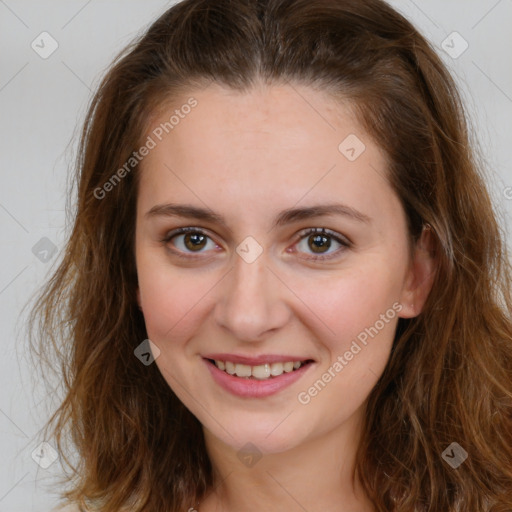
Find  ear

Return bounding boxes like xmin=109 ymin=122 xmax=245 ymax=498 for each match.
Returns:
xmin=398 ymin=225 xmax=437 ymax=318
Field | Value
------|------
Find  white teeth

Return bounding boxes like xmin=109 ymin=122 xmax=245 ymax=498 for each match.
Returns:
xmin=270 ymin=362 xmax=284 ymax=376
xmin=283 ymin=362 xmax=294 ymax=372
xmin=251 ymin=363 xmax=271 ymax=380
xmin=213 ymin=359 xmax=306 ymax=379
xmin=234 ymin=363 xmax=252 ymax=378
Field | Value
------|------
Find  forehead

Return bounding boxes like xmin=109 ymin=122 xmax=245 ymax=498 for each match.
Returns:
xmin=144 ymin=82 xmax=363 ymax=159
xmin=136 ymin=83 xmax=397 ymax=225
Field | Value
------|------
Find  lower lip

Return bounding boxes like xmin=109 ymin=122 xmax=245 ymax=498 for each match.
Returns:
xmin=203 ymin=358 xmax=314 ymax=398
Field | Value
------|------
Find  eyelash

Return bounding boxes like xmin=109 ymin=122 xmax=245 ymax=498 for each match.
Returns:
xmin=160 ymin=226 xmax=351 ymax=261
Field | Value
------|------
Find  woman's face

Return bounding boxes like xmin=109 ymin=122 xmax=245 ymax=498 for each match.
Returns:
xmin=135 ymin=83 xmax=430 ymax=454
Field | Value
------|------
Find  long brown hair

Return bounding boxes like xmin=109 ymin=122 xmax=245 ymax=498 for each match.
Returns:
xmin=27 ymin=0 xmax=512 ymax=510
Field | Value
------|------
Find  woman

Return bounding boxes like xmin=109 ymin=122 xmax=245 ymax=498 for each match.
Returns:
xmin=31 ymin=0 xmax=512 ymax=510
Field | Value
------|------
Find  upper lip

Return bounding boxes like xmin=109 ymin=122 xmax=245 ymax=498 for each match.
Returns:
xmin=203 ymin=353 xmax=314 ymax=365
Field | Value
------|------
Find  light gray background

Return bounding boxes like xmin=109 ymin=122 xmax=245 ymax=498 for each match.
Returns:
xmin=1 ymin=1 xmax=511 ymax=510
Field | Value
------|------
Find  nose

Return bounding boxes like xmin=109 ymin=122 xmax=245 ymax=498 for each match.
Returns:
xmin=214 ymin=249 xmax=290 ymax=342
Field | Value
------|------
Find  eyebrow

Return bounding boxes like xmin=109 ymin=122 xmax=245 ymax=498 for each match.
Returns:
xmin=145 ymin=202 xmax=371 ymax=230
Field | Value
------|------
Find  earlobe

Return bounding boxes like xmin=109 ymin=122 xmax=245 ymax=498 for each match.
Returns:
xmin=399 ymin=224 xmax=437 ymax=318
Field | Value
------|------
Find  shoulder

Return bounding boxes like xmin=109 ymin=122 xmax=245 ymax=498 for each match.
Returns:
xmin=51 ymin=505 xmax=84 ymax=512
xmin=50 ymin=504 xmax=129 ymax=512
xmin=51 ymin=504 xmax=130 ymax=512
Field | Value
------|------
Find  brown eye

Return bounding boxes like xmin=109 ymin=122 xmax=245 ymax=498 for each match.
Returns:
xmin=162 ymin=227 xmax=218 ymax=256
xmin=307 ymin=233 xmax=332 ymax=254
xmin=183 ymin=232 xmax=208 ymax=251
xmin=294 ymin=228 xmax=351 ymax=260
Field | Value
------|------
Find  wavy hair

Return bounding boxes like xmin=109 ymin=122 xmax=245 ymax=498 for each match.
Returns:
xmin=27 ymin=0 xmax=512 ymax=510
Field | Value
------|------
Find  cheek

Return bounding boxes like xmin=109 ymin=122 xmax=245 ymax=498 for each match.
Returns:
xmin=136 ymin=251 xmax=225 ymax=354
xmin=292 ymin=262 xmax=403 ymax=347
xmin=136 ymin=253 xmax=194 ymax=339
xmin=293 ymin=269 xmax=401 ymax=414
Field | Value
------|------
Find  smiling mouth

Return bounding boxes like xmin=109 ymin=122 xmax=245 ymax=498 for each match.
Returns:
xmin=206 ymin=358 xmax=314 ymax=380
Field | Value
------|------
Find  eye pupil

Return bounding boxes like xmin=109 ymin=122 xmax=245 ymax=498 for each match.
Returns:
xmin=184 ymin=233 xmax=207 ymax=251
xmin=309 ymin=234 xmax=331 ymax=253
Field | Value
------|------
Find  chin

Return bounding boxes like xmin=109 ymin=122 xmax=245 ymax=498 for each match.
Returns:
xmin=204 ymin=418 xmax=309 ymax=456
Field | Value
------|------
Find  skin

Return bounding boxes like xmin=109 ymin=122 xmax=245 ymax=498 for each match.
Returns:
xmin=135 ymin=82 xmax=435 ymax=511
